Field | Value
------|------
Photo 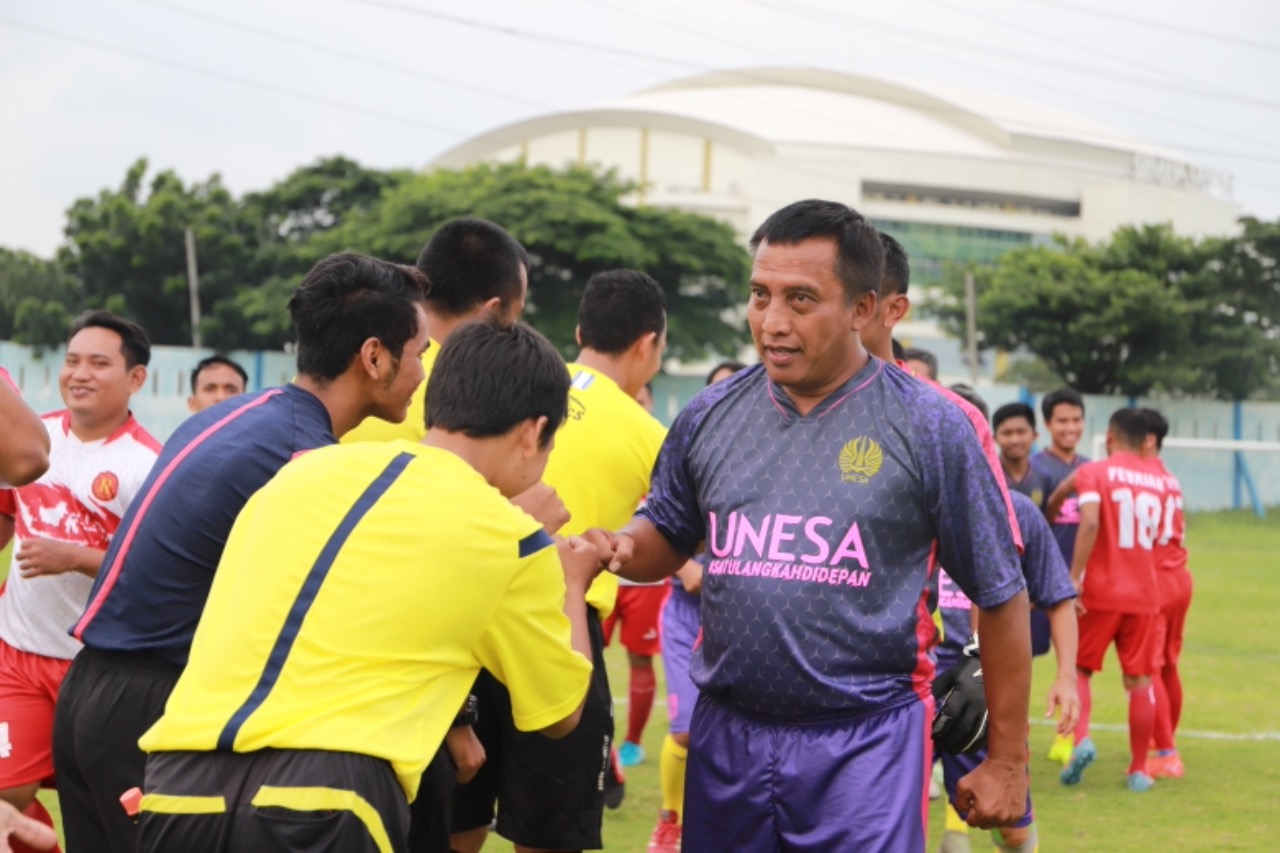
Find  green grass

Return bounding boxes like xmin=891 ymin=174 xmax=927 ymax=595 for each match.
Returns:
xmin=9 ymin=509 xmax=1278 ymax=850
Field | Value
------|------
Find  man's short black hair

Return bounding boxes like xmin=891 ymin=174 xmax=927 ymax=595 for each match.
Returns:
xmin=191 ymin=355 xmax=248 ymax=395
xmin=903 ymin=347 xmax=938 ymax=380
xmin=69 ymin=310 xmax=151 ymax=368
xmin=577 ymin=270 xmax=667 ymax=356
xmin=749 ymin=199 xmax=885 ymax=303
xmin=416 ymin=218 xmax=530 ymax=318
xmin=1140 ymin=407 xmax=1170 ymax=451
xmin=427 ymin=319 xmax=569 ymax=449
xmin=705 ymin=360 xmax=746 ymax=386
xmin=948 ymin=383 xmax=989 ymax=421
xmin=891 ymin=337 xmax=906 ymax=361
xmin=879 ymin=231 xmax=910 ymax=297
xmin=993 ymin=402 xmax=1037 ymax=433
xmin=1042 ymin=387 xmax=1085 ymax=422
xmin=1109 ymin=407 xmax=1149 ymax=448
xmin=288 ymin=253 xmax=428 ymax=382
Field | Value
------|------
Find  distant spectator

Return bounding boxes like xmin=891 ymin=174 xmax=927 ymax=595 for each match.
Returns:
xmin=903 ymin=346 xmax=938 ymax=380
xmin=188 ymin=355 xmax=249 ymax=413
xmin=636 ymin=382 xmax=655 ymax=414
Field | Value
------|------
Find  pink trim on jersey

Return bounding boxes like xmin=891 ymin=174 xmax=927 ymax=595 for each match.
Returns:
xmin=912 ymin=539 xmax=939 ymax=703
xmin=914 ymin=372 xmax=1024 ymax=554
xmin=763 ymin=358 xmax=885 ymax=418
xmin=72 ymin=390 xmax=284 ymax=639
xmin=48 ymin=411 xmax=161 ymax=453
xmin=0 ymin=367 xmax=16 ymax=392
xmin=814 ymin=359 xmax=884 ymax=420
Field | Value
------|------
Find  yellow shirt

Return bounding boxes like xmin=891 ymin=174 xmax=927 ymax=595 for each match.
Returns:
xmin=541 ymin=364 xmax=667 ymax=616
xmin=341 ymin=343 xmax=439 ymax=444
xmin=139 ymin=441 xmax=591 ymax=802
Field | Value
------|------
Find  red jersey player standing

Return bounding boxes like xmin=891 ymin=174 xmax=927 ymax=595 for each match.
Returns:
xmin=1060 ymin=407 xmax=1166 ymax=793
xmin=1140 ymin=409 xmax=1190 ymax=779
xmin=0 ymin=312 xmax=160 ymax=843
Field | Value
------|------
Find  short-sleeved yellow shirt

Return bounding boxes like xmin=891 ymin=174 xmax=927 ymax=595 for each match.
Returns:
xmin=340 ymin=343 xmax=439 ymax=444
xmin=540 ymin=364 xmax=667 ymax=616
xmin=139 ymin=441 xmax=591 ymax=802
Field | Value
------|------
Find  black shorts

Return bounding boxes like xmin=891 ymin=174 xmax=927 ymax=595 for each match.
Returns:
xmin=52 ymin=646 xmax=182 ymax=853
xmin=452 ymin=610 xmax=613 ymax=850
xmin=139 ymin=748 xmax=409 ymax=853
xmin=406 ymin=745 xmax=455 ymax=853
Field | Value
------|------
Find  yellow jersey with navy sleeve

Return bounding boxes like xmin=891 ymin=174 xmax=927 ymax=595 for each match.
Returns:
xmin=139 ymin=440 xmax=592 ymax=801
xmin=340 ymin=343 xmax=439 ymax=444
xmin=540 ymin=363 xmax=667 ymax=617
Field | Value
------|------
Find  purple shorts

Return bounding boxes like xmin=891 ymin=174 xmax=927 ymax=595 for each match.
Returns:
xmin=660 ymin=586 xmax=701 ymax=735
xmin=684 ymin=695 xmax=932 ymax=852
xmin=939 ymin=749 xmax=1034 ymax=828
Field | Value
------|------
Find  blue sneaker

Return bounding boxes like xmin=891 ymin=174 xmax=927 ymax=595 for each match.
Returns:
xmin=1059 ymin=738 xmax=1096 ymax=786
xmin=1127 ymin=771 xmax=1155 ymax=793
xmin=619 ymin=740 xmax=646 ymax=767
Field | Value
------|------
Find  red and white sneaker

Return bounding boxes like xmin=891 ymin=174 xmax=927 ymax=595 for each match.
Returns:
xmin=647 ymin=810 xmax=682 ymax=852
xmin=1146 ymin=751 xmax=1185 ymax=779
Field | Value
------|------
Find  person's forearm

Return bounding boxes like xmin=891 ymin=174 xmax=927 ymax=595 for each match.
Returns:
xmin=615 ymin=517 xmax=688 ymax=583
xmin=564 ymin=583 xmax=593 ymax=666
xmin=73 ymin=546 xmax=106 ymax=578
xmin=975 ymin=590 xmax=1031 ymax=763
xmin=1046 ymin=600 xmax=1079 ymax=680
xmin=1070 ymin=522 xmax=1098 ymax=585
xmin=0 ymin=385 xmax=50 ymax=487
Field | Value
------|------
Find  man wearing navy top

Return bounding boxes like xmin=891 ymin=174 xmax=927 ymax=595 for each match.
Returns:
xmin=584 ymin=200 xmax=1032 ymax=852
xmin=51 ymin=253 xmax=431 ymax=853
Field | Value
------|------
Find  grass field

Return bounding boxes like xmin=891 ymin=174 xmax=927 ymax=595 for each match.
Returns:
xmin=5 ymin=508 xmax=1277 ymax=850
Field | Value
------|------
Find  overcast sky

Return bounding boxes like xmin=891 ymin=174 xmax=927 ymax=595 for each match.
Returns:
xmin=2 ymin=0 xmax=1278 ymax=258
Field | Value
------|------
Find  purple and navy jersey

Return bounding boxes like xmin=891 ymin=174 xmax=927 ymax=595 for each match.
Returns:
xmin=1030 ymin=449 xmax=1089 ymax=564
xmin=936 ymin=491 xmax=1075 ymax=673
xmin=72 ymin=385 xmax=336 ymax=666
xmin=639 ymin=358 xmax=1025 ymax=721
xmin=1004 ymin=464 xmax=1052 ymax=508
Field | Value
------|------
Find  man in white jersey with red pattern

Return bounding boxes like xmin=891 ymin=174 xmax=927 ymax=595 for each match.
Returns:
xmin=0 ymin=311 xmax=160 ymax=845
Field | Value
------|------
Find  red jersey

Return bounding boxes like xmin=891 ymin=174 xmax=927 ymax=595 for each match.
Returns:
xmin=1153 ymin=460 xmax=1187 ymax=573
xmin=1075 ymin=451 xmax=1166 ymax=615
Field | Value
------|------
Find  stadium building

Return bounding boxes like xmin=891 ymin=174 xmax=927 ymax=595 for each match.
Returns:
xmin=431 ymin=67 xmax=1241 ymax=375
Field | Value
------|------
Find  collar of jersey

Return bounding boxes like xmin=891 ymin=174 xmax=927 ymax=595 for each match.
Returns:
xmin=765 ymin=356 xmax=883 ymax=421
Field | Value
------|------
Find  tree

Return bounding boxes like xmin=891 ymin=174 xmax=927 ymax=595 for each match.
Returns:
xmin=328 ymin=161 xmax=752 ymax=359
xmin=931 ymin=223 xmax=1280 ymax=399
xmin=0 ymin=248 xmax=79 ymax=350
xmin=58 ymin=159 xmax=256 ymax=347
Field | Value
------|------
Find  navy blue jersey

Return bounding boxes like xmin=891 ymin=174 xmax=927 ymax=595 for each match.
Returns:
xmin=72 ymin=385 xmax=335 ymax=666
xmin=1030 ymin=449 xmax=1088 ymax=564
xmin=639 ymin=359 xmax=1025 ymax=721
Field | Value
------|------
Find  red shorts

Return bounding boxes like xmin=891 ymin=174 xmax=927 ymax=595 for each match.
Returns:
xmin=1077 ymin=610 xmax=1159 ymax=677
xmin=0 ymin=637 xmax=73 ymax=788
xmin=601 ymin=585 xmax=669 ymax=657
xmin=1152 ymin=568 xmax=1193 ymax=669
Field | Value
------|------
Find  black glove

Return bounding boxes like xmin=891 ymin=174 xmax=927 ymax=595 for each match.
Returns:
xmin=932 ymin=655 xmax=988 ymax=754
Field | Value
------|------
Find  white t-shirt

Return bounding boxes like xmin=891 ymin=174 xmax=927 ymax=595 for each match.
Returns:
xmin=0 ymin=411 xmax=160 ymax=659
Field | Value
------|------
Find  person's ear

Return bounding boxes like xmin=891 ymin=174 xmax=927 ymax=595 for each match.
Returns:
xmin=127 ymin=365 xmax=147 ymax=394
xmin=850 ymin=291 xmax=877 ymax=330
xmin=886 ymin=294 xmax=911 ymax=326
xmin=575 ymin=325 xmax=583 ymax=347
xmin=520 ymin=416 xmax=550 ymax=456
xmin=358 ymin=338 xmax=390 ymax=381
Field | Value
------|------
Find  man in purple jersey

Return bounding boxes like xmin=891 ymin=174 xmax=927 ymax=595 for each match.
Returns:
xmin=1030 ymin=386 xmax=1088 ymax=765
xmin=584 ymin=200 xmax=1031 ymax=852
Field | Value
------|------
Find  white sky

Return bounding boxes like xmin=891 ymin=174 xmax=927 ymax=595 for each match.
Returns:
xmin=2 ymin=0 xmax=1278 ymax=257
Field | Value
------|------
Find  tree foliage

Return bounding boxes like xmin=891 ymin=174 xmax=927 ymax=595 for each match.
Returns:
xmin=325 ymin=161 xmax=751 ymax=359
xmin=931 ymin=223 xmax=1280 ymax=400
xmin=15 ymin=157 xmax=750 ymax=360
